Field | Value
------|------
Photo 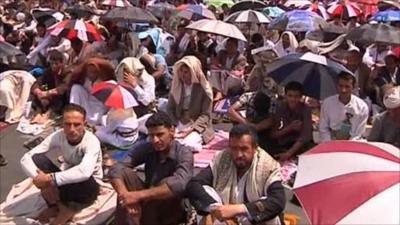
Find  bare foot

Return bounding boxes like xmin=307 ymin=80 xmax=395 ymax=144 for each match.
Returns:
xmin=36 ymin=206 xmax=58 ymax=223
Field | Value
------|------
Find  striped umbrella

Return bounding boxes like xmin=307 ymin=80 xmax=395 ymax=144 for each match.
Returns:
xmin=268 ymin=10 xmax=328 ymax=32
xmin=102 ymin=0 xmax=132 ymax=7
xmin=177 ymin=5 xmax=216 ymax=21
xmin=262 ymin=6 xmax=286 ymax=18
xmin=225 ymin=10 xmax=272 ymax=24
xmin=371 ymin=9 xmax=400 ymax=22
xmin=307 ymin=2 xmax=330 ymax=19
xmin=293 ymin=141 xmax=400 ymax=225
xmin=327 ymin=0 xmax=363 ymax=18
xmin=186 ymin=19 xmax=247 ymax=42
xmin=50 ymin=19 xmax=103 ymax=42
xmin=230 ymin=0 xmax=267 ymax=13
xmin=31 ymin=8 xmax=64 ymax=28
xmin=266 ymin=52 xmax=352 ymax=100
xmin=92 ymin=80 xmax=139 ymax=109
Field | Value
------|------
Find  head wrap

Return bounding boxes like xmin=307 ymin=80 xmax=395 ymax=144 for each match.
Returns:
xmin=383 ymin=86 xmax=400 ymax=109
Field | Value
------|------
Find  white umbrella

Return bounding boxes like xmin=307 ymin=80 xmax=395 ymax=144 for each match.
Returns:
xmin=186 ymin=19 xmax=247 ymax=42
xmin=224 ymin=9 xmax=272 ymax=24
xmin=293 ymin=141 xmax=400 ymax=225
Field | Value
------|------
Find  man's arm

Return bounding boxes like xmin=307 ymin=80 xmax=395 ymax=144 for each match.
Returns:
xmin=245 ymin=181 xmax=286 ymax=224
xmin=186 ymin=166 xmax=218 ymax=215
xmin=20 ymin=132 xmax=56 ymax=177
xmin=367 ymin=114 xmax=383 ymax=142
xmin=228 ymin=102 xmax=247 ymax=124
xmin=132 ymin=75 xmax=156 ymax=106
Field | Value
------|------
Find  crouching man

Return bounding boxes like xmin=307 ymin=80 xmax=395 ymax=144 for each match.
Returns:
xmin=186 ymin=124 xmax=286 ymax=225
xmin=109 ymin=111 xmax=194 ymax=225
xmin=20 ymin=104 xmax=103 ymax=225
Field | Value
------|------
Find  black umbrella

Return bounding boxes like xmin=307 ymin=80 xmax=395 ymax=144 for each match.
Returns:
xmin=147 ymin=2 xmax=176 ymax=18
xmin=65 ymin=4 xmax=96 ymax=18
xmin=230 ymin=0 xmax=267 ymax=13
xmin=102 ymin=6 xmax=159 ymax=23
xmin=31 ymin=8 xmax=65 ymax=28
xmin=346 ymin=23 xmax=400 ymax=45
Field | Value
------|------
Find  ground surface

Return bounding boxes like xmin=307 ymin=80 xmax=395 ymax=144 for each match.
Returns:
xmin=0 ymin=123 xmax=310 ymax=224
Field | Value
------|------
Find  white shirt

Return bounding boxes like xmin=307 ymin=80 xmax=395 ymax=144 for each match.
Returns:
xmin=20 ymin=130 xmax=103 ymax=186
xmin=182 ymin=84 xmax=193 ymax=110
xmin=133 ymin=73 xmax=156 ymax=106
xmin=319 ymin=94 xmax=369 ymax=142
xmin=362 ymin=46 xmax=389 ymax=67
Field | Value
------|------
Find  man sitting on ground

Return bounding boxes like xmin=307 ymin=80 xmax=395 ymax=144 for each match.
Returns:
xmin=186 ymin=124 xmax=285 ymax=225
xmin=20 ymin=104 xmax=103 ymax=225
xmin=270 ymin=82 xmax=313 ymax=161
xmin=368 ymin=86 xmax=400 ymax=147
xmin=109 ymin=111 xmax=193 ymax=225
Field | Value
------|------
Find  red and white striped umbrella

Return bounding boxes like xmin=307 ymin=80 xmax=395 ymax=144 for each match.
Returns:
xmin=102 ymin=0 xmax=132 ymax=7
xmin=308 ymin=2 xmax=330 ymax=19
xmin=50 ymin=19 xmax=103 ymax=42
xmin=92 ymin=80 xmax=139 ymax=109
xmin=293 ymin=141 xmax=400 ymax=225
xmin=327 ymin=0 xmax=363 ymax=18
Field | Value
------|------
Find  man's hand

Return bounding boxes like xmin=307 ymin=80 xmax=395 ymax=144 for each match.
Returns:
xmin=119 ymin=191 xmax=144 ymax=207
xmin=275 ymin=151 xmax=293 ymax=162
xmin=211 ymin=204 xmax=247 ymax=221
xmin=123 ymin=71 xmax=138 ymax=88
xmin=36 ymin=89 xmax=47 ymax=99
xmin=32 ymin=170 xmax=52 ymax=189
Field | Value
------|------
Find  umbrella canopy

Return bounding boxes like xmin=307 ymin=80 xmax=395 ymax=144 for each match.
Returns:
xmin=262 ymin=6 xmax=286 ymax=18
xmin=0 ymin=40 xmax=26 ymax=65
xmin=102 ymin=0 xmax=132 ymax=7
xmin=346 ymin=23 xmax=400 ymax=45
xmin=378 ymin=0 xmax=400 ymax=10
xmin=186 ymin=19 xmax=247 ymax=42
xmin=147 ymin=2 xmax=176 ymax=18
xmin=293 ymin=141 xmax=400 ymax=225
xmin=268 ymin=10 xmax=328 ymax=32
xmin=284 ymin=0 xmax=312 ymax=9
xmin=327 ymin=0 xmax=363 ymax=18
xmin=102 ymin=6 xmax=159 ymax=23
xmin=50 ymin=19 xmax=103 ymax=42
xmin=230 ymin=0 xmax=267 ymax=13
xmin=92 ymin=81 xmax=139 ymax=109
xmin=224 ymin=9 xmax=272 ymax=24
xmin=307 ymin=2 xmax=330 ymax=20
xmin=31 ymin=8 xmax=64 ymax=28
xmin=371 ymin=9 xmax=400 ymax=22
xmin=266 ymin=52 xmax=352 ymax=100
xmin=177 ymin=5 xmax=216 ymax=21
xmin=65 ymin=4 xmax=96 ymax=18
xmin=204 ymin=0 xmax=235 ymax=8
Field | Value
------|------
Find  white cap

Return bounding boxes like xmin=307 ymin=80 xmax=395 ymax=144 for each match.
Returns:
xmin=383 ymin=86 xmax=400 ymax=109
xmin=16 ymin=12 xmax=25 ymax=22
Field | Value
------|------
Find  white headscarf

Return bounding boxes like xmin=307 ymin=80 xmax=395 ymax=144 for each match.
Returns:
xmin=171 ymin=56 xmax=213 ymax=104
xmin=384 ymin=86 xmax=400 ymax=109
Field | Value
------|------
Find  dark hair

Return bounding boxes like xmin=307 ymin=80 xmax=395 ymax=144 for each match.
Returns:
xmin=227 ymin=38 xmax=238 ymax=46
xmin=253 ymin=91 xmax=271 ymax=114
xmin=251 ymin=33 xmax=263 ymax=44
xmin=48 ymin=50 xmax=65 ymax=63
xmin=145 ymin=111 xmax=175 ymax=128
xmin=63 ymin=104 xmax=86 ymax=119
xmin=71 ymin=38 xmax=83 ymax=47
xmin=285 ymin=81 xmax=304 ymax=95
xmin=36 ymin=22 xmax=46 ymax=29
xmin=337 ymin=71 xmax=356 ymax=86
xmin=229 ymin=124 xmax=258 ymax=147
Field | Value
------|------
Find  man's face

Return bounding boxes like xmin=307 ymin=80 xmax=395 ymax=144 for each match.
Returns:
xmin=387 ymin=107 xmax=400 ymax=127
xmin=50 ymin=60 xmax=63 ymax=74
xmin=229 ymin=135 xmax=256 ymax=170
xmin=226 ymin=39 xmax=238 ymax=54
xmin=37 ymin=26 xmax=46 ymax=37
xmin=286 ymin=90 xmax=302 ymax=109
xmin=346 ymin=51 xmax=361 ymax=70
xmin=147 ymin=126 xmax=175 ymax=152
xmin=63 ymin=111 xmax=85 ymax=144
xmin=178 ymin=65 xmax=192 ymax=85
xmin=337 ymin=78 xmax=354 ymax=99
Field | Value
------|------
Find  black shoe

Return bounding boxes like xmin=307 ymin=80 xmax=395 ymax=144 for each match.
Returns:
xmin=0 ymin=154 xmax=8 ymax=167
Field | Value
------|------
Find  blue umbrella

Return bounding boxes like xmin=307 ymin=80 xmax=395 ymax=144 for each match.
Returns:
xmin=262 ymin=6 xmax=285 ymax=18
xmin=266 ymin=52 xmax=352 ymax=100
xmin=268 ymin=10 xmax=328 ymax=32
xmin=371 ymin=10 xmax=400 ymax=22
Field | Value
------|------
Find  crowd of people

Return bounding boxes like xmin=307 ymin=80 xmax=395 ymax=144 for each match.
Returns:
xmin=0 ymin=0 xmax=399 ymax=224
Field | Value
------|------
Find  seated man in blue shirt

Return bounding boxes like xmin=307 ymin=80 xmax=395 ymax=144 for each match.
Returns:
xmin=109 ymin=112 xmax=194 ymax=225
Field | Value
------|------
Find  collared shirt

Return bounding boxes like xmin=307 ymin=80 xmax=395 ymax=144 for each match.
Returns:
xmin=319 ymin=94 xmax=369 ymax=142
xmin=109 ymin=140 xmax=193 ymax=195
